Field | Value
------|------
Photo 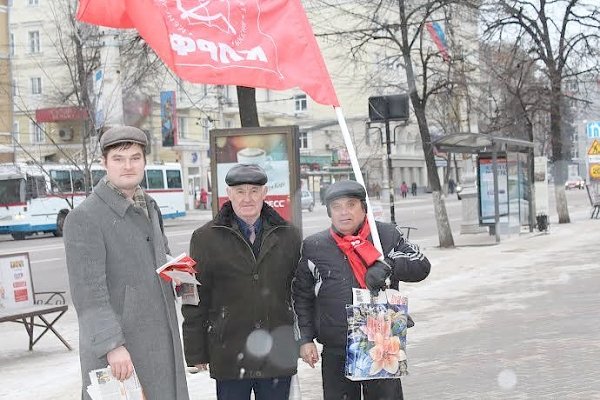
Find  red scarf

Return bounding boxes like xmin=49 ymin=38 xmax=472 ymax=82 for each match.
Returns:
xmin=330 ymin=220 xmax=382 ymax=288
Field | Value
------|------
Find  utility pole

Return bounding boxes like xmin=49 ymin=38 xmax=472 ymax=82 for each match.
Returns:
xmin=384 ymin=120 xmax=396 ymax=223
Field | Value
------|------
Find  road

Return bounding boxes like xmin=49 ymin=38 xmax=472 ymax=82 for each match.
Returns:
xmin=0 ymin=187 xmax=590 ymax=304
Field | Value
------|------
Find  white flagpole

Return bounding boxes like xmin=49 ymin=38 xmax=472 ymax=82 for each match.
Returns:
xmin=334 ymin=106 xmax=384 ymax=256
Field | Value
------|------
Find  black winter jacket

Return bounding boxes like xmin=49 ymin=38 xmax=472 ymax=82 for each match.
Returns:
xmin=292 ymin=221 xmax=431 ymax=351
xmin=182 ymin=202 xmax=302 ymax=380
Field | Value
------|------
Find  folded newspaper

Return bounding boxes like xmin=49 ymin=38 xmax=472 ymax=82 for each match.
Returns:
xmin=87 ymin=366 xmax=145 ymax=400
xmin=156 ymin=253 xmax=200 ymax=306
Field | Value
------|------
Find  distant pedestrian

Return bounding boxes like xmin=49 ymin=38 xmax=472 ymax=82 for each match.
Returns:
xmin=199 ymin=187 xmax=208 ymax=209
xmin=448 ymin=178 xmax=456 ymax=194
xmin=374 ymin=182 xmax=381 ymax=199
xmin=400 ymin=181 xmax=409 ymax=199
xmin=411 ymin=182 xmax=417 ymax=196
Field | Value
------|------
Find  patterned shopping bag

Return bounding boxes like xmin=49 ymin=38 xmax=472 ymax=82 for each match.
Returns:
xmin=344 ymin=295 xmax=409 ymax=381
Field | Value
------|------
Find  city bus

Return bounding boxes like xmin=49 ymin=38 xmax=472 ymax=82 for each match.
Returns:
xmin=0 ymin=162 xmax=186 ymax=240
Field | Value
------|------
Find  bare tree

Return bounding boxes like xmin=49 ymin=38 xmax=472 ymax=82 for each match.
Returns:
xmin=482 ymin=0 xmax=600 ymax=223
xmin=311 ymin=0 xmax=480 ymax=247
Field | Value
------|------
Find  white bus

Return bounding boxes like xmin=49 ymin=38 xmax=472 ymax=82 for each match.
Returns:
xmin=0 ymin=163 xmax=186 ymax=240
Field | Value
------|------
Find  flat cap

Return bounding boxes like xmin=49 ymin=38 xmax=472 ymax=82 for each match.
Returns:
xmin=99 ymin=126 xmax=148 ymax=150
xmin=225 ymin=164 xmax=268 ymax=186
xmin=324 ymin=180 xmax=366 ymax=204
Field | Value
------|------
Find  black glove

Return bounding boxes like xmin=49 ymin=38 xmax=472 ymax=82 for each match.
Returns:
xmin=365 ymin=260 xmax=392 ymax=294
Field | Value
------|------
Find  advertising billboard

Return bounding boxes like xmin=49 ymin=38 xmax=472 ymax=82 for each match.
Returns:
xmin=210 ymin=126 xmax=302 ymax=229
xmin=0 ymin=253 xmax=34 ymax=311
xmin=478 ymin=153 xmax=508 ymax=225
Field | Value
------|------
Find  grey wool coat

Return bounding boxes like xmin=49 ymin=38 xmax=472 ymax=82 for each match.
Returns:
xmin=63 ymin=179 xmax=189 ymax=400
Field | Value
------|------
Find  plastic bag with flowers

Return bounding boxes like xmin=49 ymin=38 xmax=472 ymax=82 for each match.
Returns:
xmin=344 ymin=296 xmax=408 ymax=381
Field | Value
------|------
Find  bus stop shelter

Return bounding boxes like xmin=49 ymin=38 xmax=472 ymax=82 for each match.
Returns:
xmin=434 ymin=133 xmax=535 ymax=242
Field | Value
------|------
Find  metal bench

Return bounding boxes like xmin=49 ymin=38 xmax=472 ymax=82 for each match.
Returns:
xmin=0 ymin=291 xmax=71 ymax=351
xmin=585 ymin=185 xmax=600 ymax=219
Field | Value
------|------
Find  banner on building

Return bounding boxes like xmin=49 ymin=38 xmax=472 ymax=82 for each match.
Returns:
xmin=160 ymin=91 xmax=177 ymax=147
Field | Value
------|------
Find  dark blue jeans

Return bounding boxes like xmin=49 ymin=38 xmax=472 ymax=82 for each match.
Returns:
xmin=216 ymin=376 xmax=292 ymax=400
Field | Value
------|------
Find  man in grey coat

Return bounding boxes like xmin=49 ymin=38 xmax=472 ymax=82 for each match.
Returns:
xmin=64 ymin=126 xmax=189 ymax=400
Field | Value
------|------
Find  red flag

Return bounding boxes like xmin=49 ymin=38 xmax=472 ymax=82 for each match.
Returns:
xmin=77 ymin=0 xmax=339 ymax=106
xmin=77 ymin=0 xmax=134 ymax=28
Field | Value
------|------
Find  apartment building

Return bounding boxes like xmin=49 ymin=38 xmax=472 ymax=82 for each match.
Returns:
xmin=7 ymin=0 xmax=479 ymax=206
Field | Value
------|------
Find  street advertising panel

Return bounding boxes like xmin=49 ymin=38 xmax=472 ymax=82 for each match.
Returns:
xmin=588 ymin=140 xmax=600 ymax=182
xmin=0 ymin=253 xmax=34 ymax=311
xmin=210 ymin=126 xmax=302 ymax=230
xmin=534 ymin=156 xmax=549 ymax=214
xmin=160 ymin=91 xmax=177 ymax=147
xmin=506 ymin=153 xmax=530 ymax=228
xmin=478 ymin=153 xmax=508 ymax=225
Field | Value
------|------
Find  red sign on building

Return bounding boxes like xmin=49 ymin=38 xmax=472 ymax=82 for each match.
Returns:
xmin=36 ymin=107 xmax=88 ymax=123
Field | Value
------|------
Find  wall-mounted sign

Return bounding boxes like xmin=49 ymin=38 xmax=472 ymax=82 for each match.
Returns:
xmin=586 ymin=122 xmax=600 ymax=139
xmin=588 ymin=139 xmax=600 ymax=155
xmin=590 ymin=164 xmax=600 ymax=181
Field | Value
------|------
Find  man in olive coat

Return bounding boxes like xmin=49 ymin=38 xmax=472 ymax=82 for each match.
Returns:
xmin=183 ymin=164 xmax=302 ymax=400
xmin=64 ymin=126 xmax=189 ymax=400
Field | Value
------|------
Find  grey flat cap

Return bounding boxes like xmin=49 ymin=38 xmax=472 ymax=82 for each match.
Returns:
xmin=324 ymin=180 xmax=366 ymax=204
xmin=99 ymin=126 xmax=148 ymax=150
xmin=225 ymin=164 xmax=268 ymax=186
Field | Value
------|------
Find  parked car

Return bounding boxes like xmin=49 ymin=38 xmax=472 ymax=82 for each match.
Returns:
xmin=565 ymin=176 xmax=585 ymax=190
xmin=301 ymin=190 xmax=315 ymax=212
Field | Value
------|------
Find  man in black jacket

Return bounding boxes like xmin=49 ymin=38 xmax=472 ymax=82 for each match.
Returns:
xmin=292 ymin=180 xmax=431 ymax=400
xmin=182 ymin=164 xmax=302 ymax=400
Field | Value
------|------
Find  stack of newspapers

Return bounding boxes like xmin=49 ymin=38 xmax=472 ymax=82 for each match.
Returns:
xmin=87 ymin=367 xmax=144 ymax=400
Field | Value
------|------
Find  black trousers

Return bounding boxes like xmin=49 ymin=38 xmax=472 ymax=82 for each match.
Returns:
xmin=321 ymin=349 xmax=404 ymax=400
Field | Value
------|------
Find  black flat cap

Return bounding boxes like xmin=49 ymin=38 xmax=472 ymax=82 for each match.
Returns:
xmin=324 ymin=180 xmax=366 ymax=204
xmin=225 ymin=164 xmax=268 ymax=186
xmin=99 ymin=126 xmax=148 ymax=151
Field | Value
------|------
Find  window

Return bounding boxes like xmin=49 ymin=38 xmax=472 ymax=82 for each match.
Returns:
xmin=12 ymin=79 xmax=18 ymax=96
xmin=72 ymin=171 xmax=85 ymax=192
xmin=50 ymin=170 xmax=72 ymax=193
xmin=25 ymin=174 xmax=47 ymax=200
xmin=28 ymin=31 xmax=40 ymax=53
xmin=201 ymin=118 xmax=211 ymax=140
xmin=166 ymin=170 xmax=182 ymax=189
xmin=9 ymin=33 xmax=14 ymax=56
xmin=28 ymin=0 xmax=39 ymax=5
xmin=178 ymin=117 xmax=187 ymax=139
xmin=12 ymin=121 xmax=19 ymax=143
xmin=31 ymin=122 xmax=44 ymax=143
xmin=299 ymin=131 xmax=308 ymax=149
xmin=146 ymin=169 xmax=165 ymax=189
xmin=31 ymin=77 xmax=42 ymax=95
xmin=0 ymin=179 xmax=23 ymax=205
xmin=92 ymin=170 xmax=106 ymax=186
xmin=294 ymin=94 xmax=307 ymax=112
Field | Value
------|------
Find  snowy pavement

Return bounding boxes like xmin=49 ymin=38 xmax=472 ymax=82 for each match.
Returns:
xmin=1 ymin=212 xmax=599 ymax=399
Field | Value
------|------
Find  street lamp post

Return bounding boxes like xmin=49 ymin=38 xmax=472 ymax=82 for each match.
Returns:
xmin=384 ymin=120 xmax=396 ymax=223
xmin=368 ymin=94 xmax=409 ymax=225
